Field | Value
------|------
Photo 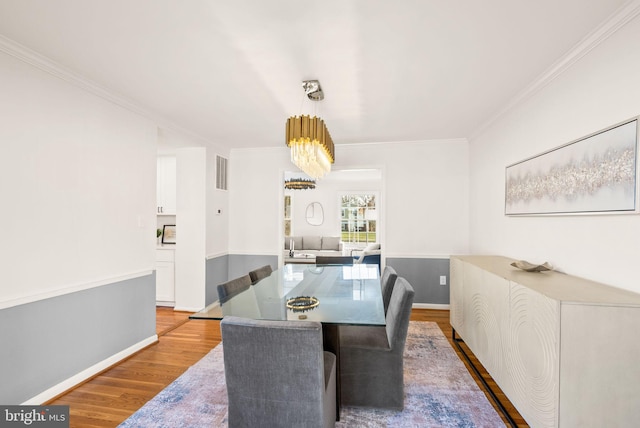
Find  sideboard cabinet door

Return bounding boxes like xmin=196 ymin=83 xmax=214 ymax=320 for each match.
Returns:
xmin=461 ymin=262 xmax=510 ymax=387
xmin=504 ymin=282 xmax=559 ymax=428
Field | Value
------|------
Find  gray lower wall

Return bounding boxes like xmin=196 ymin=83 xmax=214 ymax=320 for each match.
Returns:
xmin=205 ymin=254 xmax=229 ymax=305
xmin=0 ymin=273 xmax=156 ymax=404
xmin=385 ymin=257 xmax=450 ymax=305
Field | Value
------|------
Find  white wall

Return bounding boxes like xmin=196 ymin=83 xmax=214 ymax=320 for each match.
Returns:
xmin=229 ymin=140 xmax=469 ymax=259
xmin=287 ymin=173 xmax=382 ymax=238
xmin=229 ymin=148 xmax=287 ymax=255
xmin=157 ymin=128 xmax=229 ymax=259
xmin=373 ymin=141 xmax=469 ymax=257
xmin=174 ymin=148 xmax=206 ymax=310
xmin=0 ymin=34 xmax=227 ymax=403
xmin=157 ymin=130 xmax=230 ymax=306
xmin=0 ymin=50 xmax=157 ymax=307
xmin=469 ymin=14 xmax=640 ymax=293
xmin=206 ymin=148 xmax=229 ymax=258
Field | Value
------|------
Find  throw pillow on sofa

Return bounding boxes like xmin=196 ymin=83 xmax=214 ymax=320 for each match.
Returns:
xmin=285 ymin=236 xmax=303 ymax=250
xmin=321 ymin=236 xmax=341 ymax=251
xmin=303 ymin=236 xmax=322 ymax=250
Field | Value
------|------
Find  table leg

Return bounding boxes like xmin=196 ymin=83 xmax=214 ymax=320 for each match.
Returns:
xmin=322 ymin=324 xmax=340 ymax=421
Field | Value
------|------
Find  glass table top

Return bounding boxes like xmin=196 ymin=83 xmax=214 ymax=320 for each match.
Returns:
xmin=190 ymin=264 xmax=385 ymax=326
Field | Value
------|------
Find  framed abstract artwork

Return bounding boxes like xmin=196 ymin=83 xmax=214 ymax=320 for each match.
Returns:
xmin=505 ymin=117 xmax=638 ymax=215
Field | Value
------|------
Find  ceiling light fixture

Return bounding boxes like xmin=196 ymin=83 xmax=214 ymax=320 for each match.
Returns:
xmin=284 ymin=178 xmax=316 ymax=190
xmin=286 ymin=80 xmax=334 ymax=179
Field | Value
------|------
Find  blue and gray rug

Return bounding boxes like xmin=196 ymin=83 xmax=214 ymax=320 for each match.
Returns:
xmin=120 ymin=322 xmax=504 ymax=427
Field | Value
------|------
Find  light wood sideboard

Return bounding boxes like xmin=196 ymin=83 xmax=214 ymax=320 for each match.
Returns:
xmin=450 ymin=255 xmax=640 ymax=428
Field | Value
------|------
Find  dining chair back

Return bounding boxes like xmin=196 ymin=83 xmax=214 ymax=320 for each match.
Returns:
xmin=217 ymin=275 xmax=252 ymax=303
xmin=380 ymin=266 xmax=398 ymax=314
xmin=248 ymin=264 xmax=273 ymax=284
xmin=315 ymin=256 xmax=354 ymax=265
xmin=221 ymin=316 xmax=336 ymax=428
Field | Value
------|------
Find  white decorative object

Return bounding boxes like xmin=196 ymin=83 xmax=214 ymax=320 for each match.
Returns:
xmin=305 ymin=202 xmax=324 ymax=226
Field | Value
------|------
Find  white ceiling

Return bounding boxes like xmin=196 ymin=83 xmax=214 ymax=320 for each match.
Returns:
xmin=0 ymin=0 xmax=629 ymax=150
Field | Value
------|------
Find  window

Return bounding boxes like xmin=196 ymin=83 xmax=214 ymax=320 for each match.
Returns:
xmin=340 ymin=193 xmax=377 ymax=245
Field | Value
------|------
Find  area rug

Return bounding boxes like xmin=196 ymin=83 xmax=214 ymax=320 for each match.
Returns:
xmin=119 ymin=322 xmax=504 ymax=427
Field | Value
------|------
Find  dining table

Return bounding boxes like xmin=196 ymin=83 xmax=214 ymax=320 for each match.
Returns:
xmin=190 ymin=263 xmax=386 ymax=420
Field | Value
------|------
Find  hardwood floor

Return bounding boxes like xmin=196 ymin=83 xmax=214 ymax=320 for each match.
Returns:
xmin=155 ymin=306 xmax=191 ymax=336
xmin=47 ymin=308 xmax=527 ymax=427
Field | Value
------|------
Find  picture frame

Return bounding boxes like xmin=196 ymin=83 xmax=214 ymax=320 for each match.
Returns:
xmin=505 ymin=117 xmax=638 ymax=216
xmin=161 ymin=225 xmax=176 ymax=244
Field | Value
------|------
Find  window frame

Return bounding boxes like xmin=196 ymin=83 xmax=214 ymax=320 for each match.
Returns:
xmin=338 ymin=191 xmax=378 ymax=247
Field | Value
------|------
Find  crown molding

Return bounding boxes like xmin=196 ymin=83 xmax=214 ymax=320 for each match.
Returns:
xmin=0 ymin=34 xmax=149 ymax=116
xmin=470 ymin=0 xmax=640 ymax=140
xmin=0 ymin=34 xmax=215 ymax=147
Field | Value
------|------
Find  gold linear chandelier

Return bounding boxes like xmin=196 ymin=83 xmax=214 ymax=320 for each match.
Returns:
xmin=286 ymin=80 xmax=334 ymax=179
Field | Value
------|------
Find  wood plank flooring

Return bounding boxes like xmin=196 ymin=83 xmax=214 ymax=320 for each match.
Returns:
xmin=47 ymin=308 xmax=528 ymax=427
xmin=155 ymin=306 xmax=191 ymax=336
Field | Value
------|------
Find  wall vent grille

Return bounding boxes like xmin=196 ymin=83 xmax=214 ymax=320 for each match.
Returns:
xmin=216 ymin=155 xmax=228 ymax=190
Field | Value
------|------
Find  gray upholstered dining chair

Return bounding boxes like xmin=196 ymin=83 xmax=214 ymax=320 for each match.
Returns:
xmin=216 ymin=274 xmax=252 ymax=303
xmin=221 ymin=316 xmax=336 ymax=428
xmin=380 ymin=265 xmax=398 ymax=314
xmin=248 ymin=264 xmax=272 ymax=284
xmin=338 ymin=277 xmax=415 ymax=410
xmin=315 ymin=256 xmax=354 ymax=265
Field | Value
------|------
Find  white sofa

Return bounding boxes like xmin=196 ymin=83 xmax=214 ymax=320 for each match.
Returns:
xmin=284 ymin=236 xmax=343 ymax=258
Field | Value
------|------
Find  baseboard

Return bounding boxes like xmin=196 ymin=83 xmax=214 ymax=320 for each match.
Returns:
xmin=413 ymin=303 xmax=450 ymax=310
xmin=156 ymin=301 xmax=175 ymax=307
xmin=173 ymin=306 xmax=203 ymax=312
xmin=23 ymin=334 xmax=158 ymax=405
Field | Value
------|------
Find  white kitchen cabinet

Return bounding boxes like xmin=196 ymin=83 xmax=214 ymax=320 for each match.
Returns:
xmin=156 ymin=156 xmax=176 ymax=215
xmin=450 ymin=255 xmax=640 ymax=428
xmin=156 ymin=248 xmax=175 ymax=305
